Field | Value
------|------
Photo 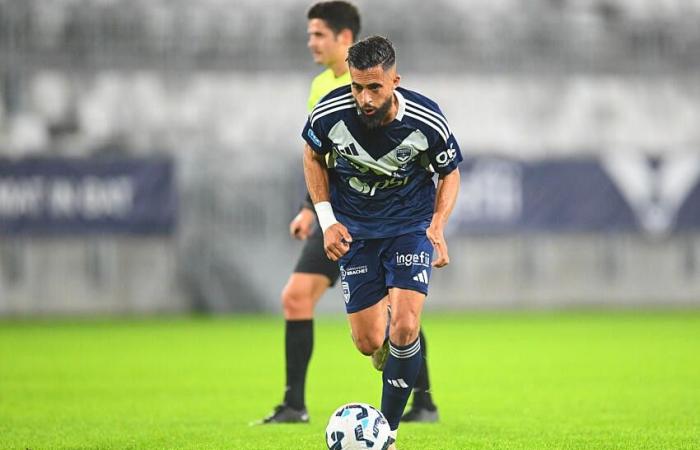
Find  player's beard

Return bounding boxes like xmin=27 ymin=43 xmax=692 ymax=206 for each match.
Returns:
xmin=356 ymin=96 xmax=393 ymax=129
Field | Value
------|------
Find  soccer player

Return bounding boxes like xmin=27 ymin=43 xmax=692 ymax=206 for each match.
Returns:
xmin=259 ymin=2 xmax=439 ymax=425
xmin=302 ymin=36 xmax=462 ymax=448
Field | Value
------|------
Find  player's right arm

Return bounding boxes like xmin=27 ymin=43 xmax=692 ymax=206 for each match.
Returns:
xmin=292 ymin=72 xmax=347 ymax=241
xmin=302 ymin=143 xmax=352 ymax=261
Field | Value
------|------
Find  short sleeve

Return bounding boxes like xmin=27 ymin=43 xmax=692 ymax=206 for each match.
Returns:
xmin=427 ymin=132 xmax=463 ymax=175
xmin=301 ymin=116 xmax=333 ymax=155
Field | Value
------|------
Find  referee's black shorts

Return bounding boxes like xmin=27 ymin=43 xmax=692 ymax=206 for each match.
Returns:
xmin=293 ymin=228 xmax=340 ymax=286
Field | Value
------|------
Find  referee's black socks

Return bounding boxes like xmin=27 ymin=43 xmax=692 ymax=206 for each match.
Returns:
xmin=412 ymin=329 xmax=437 ymax=410
xmin=284 ymin=319 xmax=313 ymax=410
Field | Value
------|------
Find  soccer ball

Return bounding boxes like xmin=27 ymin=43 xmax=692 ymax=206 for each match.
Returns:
xmin=325 ymin=403 xmax=394 ymax=450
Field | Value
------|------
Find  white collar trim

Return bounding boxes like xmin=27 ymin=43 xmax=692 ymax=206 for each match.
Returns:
xmin=395 ymin=89 xmax=406 ymax=121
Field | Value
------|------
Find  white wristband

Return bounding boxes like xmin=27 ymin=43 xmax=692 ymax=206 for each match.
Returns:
xmin=313 ymin=201 xmax=338 ymax=233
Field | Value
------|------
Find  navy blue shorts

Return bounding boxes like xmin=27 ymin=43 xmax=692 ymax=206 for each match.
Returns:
xmin=338 ymin=231 xmax=434 ymax=314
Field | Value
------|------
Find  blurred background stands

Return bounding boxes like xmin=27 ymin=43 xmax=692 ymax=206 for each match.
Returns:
xmin=0 ymin=0 xmax=699 ymax=314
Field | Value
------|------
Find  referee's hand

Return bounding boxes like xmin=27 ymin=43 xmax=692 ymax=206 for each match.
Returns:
xmin=290 ymin=208 xmax=315 ymax=240
xmin=323 ymin=223 xmax=352 ymax=261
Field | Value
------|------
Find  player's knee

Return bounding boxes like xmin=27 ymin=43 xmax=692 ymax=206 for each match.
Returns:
xmin=281 ymin=285 xmax=313 ymax=319
xmin=390 ymin=315 xmax=420 ymax=346
xmin=354 ymin=333 xmax=384 ymax=356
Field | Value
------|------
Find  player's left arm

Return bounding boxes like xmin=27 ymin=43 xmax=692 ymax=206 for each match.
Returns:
xmin=427 ymin=168 xmax=460 ymax=268
xmin=423 ymin=101 xmax=463 ymax=268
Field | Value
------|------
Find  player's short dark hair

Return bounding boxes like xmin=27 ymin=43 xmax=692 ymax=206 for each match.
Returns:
xmin=307 ymin=1 xmax=361 ymax=41
xmin=347 ymin=36 xmax=396 ymax=71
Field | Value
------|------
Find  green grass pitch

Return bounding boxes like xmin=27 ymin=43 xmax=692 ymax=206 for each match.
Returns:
xmin=1 ymin=312 xmax=699 ymax=449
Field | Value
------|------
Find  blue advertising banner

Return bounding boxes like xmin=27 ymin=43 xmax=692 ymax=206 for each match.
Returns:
xmin=0 ymin=157 xmax=176 ymax=235
xmin=451 ymin=153 xmax=700 ymax=235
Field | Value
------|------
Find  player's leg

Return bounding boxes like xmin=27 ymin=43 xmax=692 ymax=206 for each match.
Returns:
xmin=381 ymin=287 xmax=425 ymax=433
xmin=340 ymin=237 xmax=391 ymax=358
xmin=346 ymin=296 xmax=389 ymax=356
xmin=259 ymin=230 xmax=339 ymax=424
xmin=401 ymin=328 xmax=439 ymax=422
xmin=370 ymin=305 xmax=391 ymax=371
xmin=346 ymin=295 xmax=401 ymax=448
xmin=379 ymin=230 xmax=434 ymax=440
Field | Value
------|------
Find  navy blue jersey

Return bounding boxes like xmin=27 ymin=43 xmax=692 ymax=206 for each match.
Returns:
xmin=302 ymin=85 xmax=462 ymax=239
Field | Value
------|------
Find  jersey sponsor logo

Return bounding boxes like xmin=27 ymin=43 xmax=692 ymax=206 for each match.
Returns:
xmin=307 ymin=128 xmax=322 ymax=147
xmin=395 ymin=251 xmax=430 ymax=268
xmin=435 ymin=143 xmax=458 ymax=167
xmin=345 ymin=265 xmax=368 ymax=276
xmin=348 ymin=176 xmax=410 ymax=196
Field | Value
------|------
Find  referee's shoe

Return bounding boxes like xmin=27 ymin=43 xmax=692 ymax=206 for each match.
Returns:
xmin=253 ymin=404 xmax=309 ymax=425
xmin=401 ymin=392 xmax=439 ymax=423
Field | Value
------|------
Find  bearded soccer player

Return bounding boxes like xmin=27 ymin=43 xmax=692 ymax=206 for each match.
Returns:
xmin=258 ymin=2 xmax=440 ymax=425
xmin=302 ymin=36 xmax=461 ymax=448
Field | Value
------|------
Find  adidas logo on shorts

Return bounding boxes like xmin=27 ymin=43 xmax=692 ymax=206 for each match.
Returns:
xmin=412 ymin=269 xmax=429 ymax=284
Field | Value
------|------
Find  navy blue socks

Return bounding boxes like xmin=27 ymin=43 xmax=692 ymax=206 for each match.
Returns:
xmin=381 ymin=336 xmax=422 ymax=430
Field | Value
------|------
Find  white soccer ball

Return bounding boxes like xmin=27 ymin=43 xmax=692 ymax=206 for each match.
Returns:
xmin=325 ymin=403 xmax=394 ymax=450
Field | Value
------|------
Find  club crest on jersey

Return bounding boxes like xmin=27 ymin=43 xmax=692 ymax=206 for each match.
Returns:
xmin=395 ymin=146 xmax=412 ymax=163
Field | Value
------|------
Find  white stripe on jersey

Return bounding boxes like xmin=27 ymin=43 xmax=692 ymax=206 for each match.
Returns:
xmin=315 ymin=91 xmax=352 ymax=109
xmin=404 ymin=99 xmax=451 ymax=134
xmin=405 ymin=105 xmax=450 ymax=142
xmin=311 ymin=104 xmax=356 ymax=126
xmin=310 ymin=97 xmax=354 ymax=123
xmin=404 ymin=110 xmax=448 ymax=142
